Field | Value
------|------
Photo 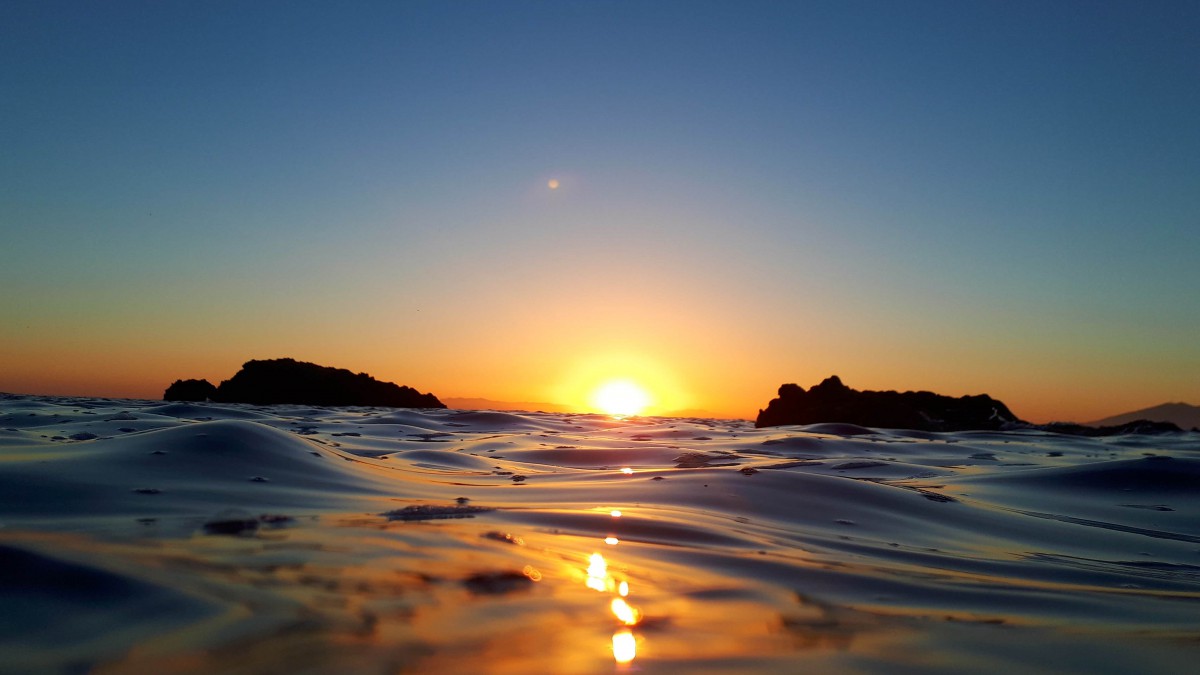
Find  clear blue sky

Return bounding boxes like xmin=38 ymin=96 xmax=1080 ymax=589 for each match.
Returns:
xmin=2 ymin=0 xmax=1198 ymax=422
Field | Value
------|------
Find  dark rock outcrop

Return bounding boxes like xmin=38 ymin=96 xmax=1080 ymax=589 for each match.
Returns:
xmin=165 ymin=358 xmax=444 ymax=409
xmin=163 ymin=378 xmax=218 ymax=402
xmin=755 ymin=376 xmax=1021 ymax=431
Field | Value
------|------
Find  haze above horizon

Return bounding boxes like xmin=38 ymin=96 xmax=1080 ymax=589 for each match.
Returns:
xmin=2 ymin=1 xmax=1197 ymax=423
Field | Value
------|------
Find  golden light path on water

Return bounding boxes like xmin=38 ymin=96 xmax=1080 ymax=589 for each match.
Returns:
xmin=481 ymin=494 xmax=643 ymax=666
xmin=578 ymin=489 xmax=645 ymax=666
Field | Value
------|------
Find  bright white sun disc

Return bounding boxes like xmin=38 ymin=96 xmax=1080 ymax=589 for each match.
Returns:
xmin=593 ymin=380 xmax=651 ymax=416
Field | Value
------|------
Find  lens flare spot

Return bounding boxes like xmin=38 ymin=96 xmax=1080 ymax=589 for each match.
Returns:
xmin=618 ymin=580 xmax=629 ymax=597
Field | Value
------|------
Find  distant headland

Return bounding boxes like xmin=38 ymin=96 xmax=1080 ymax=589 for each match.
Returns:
xmin=164 ymin=358 xmax=445 ymax=409
xmin=756 ymin=375 xmax=1183 ymax=435
xmin=1087 ymin=402 xmax=1200 ymax=430
xmin=756 ymin=375 xmax=1020 ymax=431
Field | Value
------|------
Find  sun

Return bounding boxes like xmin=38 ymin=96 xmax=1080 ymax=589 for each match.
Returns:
xmin=555 ymin=352 xmax=688 ymax=418
xmin=592 ymin=379 xmax=651 ymax=417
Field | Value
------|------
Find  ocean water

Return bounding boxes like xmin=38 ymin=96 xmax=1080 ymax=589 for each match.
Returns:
xmin=1 ymin=394 xmax=1198 ymax=674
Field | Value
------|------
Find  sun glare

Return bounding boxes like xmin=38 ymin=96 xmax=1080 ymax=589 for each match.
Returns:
xmin=592 ymin=379 xmax=651 ymax=417
xmin=555 ymin=352 xmax=689 ymax=417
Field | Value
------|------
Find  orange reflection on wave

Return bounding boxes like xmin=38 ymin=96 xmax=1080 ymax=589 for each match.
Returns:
xmin=522 ymin=565 xmax=542 ymax=582
xmin=586 ymin=552 xmax=611 ymax=592
xmin=582 ymin=550 xmax=644 ymax=664
xmin=610 ymin=597 xmax=641 ymax=626
xmin=613 ymin=629 xmax=637 ymax=664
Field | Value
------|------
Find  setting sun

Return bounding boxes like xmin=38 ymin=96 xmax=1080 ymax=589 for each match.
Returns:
xmin=554 ymin=353 xmax=689 ymax=417
xmin=592 ymin=379 xmax=651 ymax=417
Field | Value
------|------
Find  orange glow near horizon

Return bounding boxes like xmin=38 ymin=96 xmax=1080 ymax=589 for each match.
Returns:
xmin=3 ymin=335 xmax=1188 ymax=425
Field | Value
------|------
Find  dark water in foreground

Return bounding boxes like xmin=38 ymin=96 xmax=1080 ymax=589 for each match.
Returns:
xmin=2 ymin=395 xmax=1198 ymax=673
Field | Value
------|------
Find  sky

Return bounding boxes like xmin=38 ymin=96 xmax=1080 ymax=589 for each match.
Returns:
xmin=2 ymin=0 xmax=1198 ymax=423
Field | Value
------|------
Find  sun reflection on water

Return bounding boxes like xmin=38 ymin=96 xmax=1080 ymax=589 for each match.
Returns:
xmin=610 ymin=597 xmax=640 ymax=625
xmin=522 ymin=564 xmax=542 ymax=582
xmin=612 ymin=629 xmax=637 ymax=664
xmin=580 ymin=513 xmax=645 ymax=666
xmin=586 ymin=552 xmax=611 ymax=592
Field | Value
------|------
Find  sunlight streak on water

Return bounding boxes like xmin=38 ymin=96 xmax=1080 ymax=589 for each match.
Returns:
xmin=580 ymin=547 xmax=644 ymax=664
xmin=613 ymin=629 xmax=637 ymax=664
xmin=586 ymin=552 xmax=610 ymax=592
xmin=610 ymin=597 xmax=640 ymax=626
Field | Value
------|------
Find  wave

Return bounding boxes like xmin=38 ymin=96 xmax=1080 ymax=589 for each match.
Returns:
xmin=1 ymin=395 xmax=1198 ymax=673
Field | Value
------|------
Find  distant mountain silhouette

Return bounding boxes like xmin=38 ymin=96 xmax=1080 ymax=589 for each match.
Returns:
xmin=164 ymin=358 xmax=444 ymax=408
xmin=1037 ymin=419 xmax=1183 ymax=436
xmin=661 ymin=408 xmax=741 ymax=420
xmin=1087 ymin=403 xmax=1200 ymax=430
xmin=756 ymin=376 xmax=1022 ymax=431
xmin=442 ymin=397 xmax=573 ymax=414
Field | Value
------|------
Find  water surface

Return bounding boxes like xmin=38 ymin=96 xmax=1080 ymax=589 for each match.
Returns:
xmin=1 ymin=395 xmax=1197 ymax=673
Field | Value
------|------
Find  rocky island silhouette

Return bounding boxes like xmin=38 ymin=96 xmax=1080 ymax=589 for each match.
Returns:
xmin=756 ymin=375 xmax=1182 ymax=435
xmin=756 ymin=375 xmax=1021 ymax=431
xmin=164 ymin=358 xmax=444 ymax=409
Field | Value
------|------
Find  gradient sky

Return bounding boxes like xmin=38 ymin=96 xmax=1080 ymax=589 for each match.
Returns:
xmin=3 ymin=0 xmax=1198 ymax=422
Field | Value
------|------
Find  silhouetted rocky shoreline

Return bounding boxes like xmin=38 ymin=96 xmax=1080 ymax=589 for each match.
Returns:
xmin=164 ymin=358 xmax=444 ymax=409
xmin=163 ymin=363 xmax=1185 ymax=434
xmin=755 ymin=376 xmax=1184 ymax=436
